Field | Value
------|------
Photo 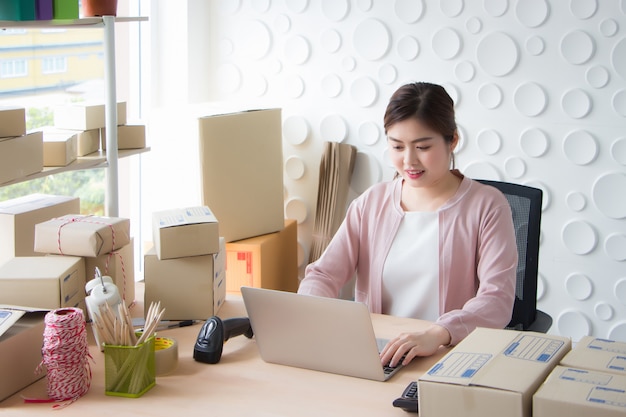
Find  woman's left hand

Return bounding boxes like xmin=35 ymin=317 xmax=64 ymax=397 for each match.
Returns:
xmin=379 ymin=324 xmax=451 ymax=367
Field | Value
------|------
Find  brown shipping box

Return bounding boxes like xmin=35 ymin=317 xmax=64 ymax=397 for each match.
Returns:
xmin=101 ymin=124 xmax=146 ymax=150
xmin=198 ymin=108 xmax=284 ymax=242
xmin=0 ymin=132 xmax=43 ymax=185
xmin=53 ymin=101 xmax=127 ymax=130
xmin=0 ymin=256 xmax=86 ymax=310
xmin=0 ymin=106 xmax=26 ymax=138
xmin=418 ymin=327 xmax=571 ymax=417
xmin=560 ymin=336 xmax=626 ymax=377
xmin=225 ymin=219 xmax=298 ymax=294
xmin=533 ymin=365 xmax=626 ymax=417
xmin=0 ymin=309 xmax=47 ymax=401
xmin=144 ymin=241 xmax=225 ymax=320
xmin=39 ymin=126 xmax=100 ymax=157
xmin=0 ymin=193 xmax=80 ymax=265
xmin=83 ymin=238 xmax=136 ymax=307
xmin=34 ymin=214 xmax=130 ymax=257
xmin=42 ymin=130 xmax=77 ymax=167
xmin=152 ymin=206 xmax=219 ymax=260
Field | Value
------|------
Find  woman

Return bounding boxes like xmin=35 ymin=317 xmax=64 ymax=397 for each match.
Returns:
xmin=298 ymin=82 xmax=517 ymax=368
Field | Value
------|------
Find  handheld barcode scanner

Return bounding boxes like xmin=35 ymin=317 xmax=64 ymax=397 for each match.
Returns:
xmin=193 ymin=316 xmax=254 ymax=364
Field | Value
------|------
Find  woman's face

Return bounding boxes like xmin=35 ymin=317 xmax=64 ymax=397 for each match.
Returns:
xmin=387 ymin=118 xmax=457 ymax=188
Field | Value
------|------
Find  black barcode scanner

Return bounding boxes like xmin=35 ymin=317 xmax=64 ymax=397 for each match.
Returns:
xmin=193 ymin=316 xmax=254 ymax=364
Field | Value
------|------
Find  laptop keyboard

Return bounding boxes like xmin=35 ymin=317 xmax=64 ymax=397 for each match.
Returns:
xmin=383 ymin=353 xmax=407 ymax=375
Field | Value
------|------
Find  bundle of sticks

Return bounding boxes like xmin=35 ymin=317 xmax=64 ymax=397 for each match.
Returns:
xmin=93 ymin=301 xmax=165 ymax=347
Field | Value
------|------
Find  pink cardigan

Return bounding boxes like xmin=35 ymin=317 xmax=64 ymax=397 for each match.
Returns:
xmin=298 ymin=172 xmax=518 ymax=345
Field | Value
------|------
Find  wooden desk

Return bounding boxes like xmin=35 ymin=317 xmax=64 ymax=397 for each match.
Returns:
xmin=1 ymin=285 xmax=448 ymax=416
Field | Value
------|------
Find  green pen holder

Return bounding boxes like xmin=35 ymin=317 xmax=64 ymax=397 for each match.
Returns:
xmin=104 ymin=335 xmax=156 ymax=397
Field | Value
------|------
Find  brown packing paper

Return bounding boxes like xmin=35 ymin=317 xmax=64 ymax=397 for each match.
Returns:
xmin=34 ymin=215 xmax=130 ymax=257
xmin=309 ymin=142 xmax=357 ymax=263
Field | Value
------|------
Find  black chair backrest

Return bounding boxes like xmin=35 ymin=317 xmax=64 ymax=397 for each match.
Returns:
xmin=476 ymin=179 xmax=543 ymax=330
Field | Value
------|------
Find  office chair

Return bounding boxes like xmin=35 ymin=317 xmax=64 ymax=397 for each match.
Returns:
xmin=476 ymin=179 xmax=553 ymax=333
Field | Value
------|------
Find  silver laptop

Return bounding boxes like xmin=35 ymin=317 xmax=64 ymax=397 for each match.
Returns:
xmin=240 ymin=286 xmax=404 ymax=381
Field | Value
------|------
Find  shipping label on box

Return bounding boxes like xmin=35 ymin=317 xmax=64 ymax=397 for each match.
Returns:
xmin=0 ymin=132 xmax=43 ymax=185
xmin=560 ymin=336 xmax=626 ymax=377
xmin=418 ymin=327 xmax=571 ymax=417
xmin=533 ymin=365 xmax=626 ymax=417
xmin=0 ymin=107 xmax=26 ymax=138
xmin=0 ymin=256 xmax=85 ymax=310
xmin=34 ymin=214 xmax=130 ymax=257
xmin=144 ymin=245 xmax=223 ymax=320
xmin=152 ymin=206 xmax=219 ymax=260
xmin=0 ymin=193 xmax=80 ymax=265
xmin=0 ymin=308 xmax=47 ymax=401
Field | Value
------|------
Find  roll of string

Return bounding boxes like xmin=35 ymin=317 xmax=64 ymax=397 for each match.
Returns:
xmin=27 ymin=308 xmax=92 ymax=409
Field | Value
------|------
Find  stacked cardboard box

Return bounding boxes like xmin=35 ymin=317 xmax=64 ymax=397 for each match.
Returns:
xmin=225 ymin=219 xmax=298 ymax=294
xmin=144 ymin=206 xmax=224 ymax=320
xmin=418 ymin=327 xmax=571 ymax=417
xmin=0 ymin=107 xmax=43 ymax=184
xmin=533 ymin=336 xmax=626 ymax=417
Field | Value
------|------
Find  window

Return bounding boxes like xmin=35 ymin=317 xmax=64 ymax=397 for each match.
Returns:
xmin=41 ymin=56 xmax=67 ymax=74
xmin=0 ymin=59 xmax=27 ymax=78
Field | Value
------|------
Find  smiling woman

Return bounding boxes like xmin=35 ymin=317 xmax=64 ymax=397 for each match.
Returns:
xmin=298 ymin=82 xmax=518 ymax=369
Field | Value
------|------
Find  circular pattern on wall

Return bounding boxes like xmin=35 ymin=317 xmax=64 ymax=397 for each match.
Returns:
xmin=611 ymin=38 xmax=626 ymax=80
xmin=320 ymin=114 xmax=348 ymax=142
xmin=515 ymin=0 xmax=550 ymax=28
xmin=560 ymin=30 xmax=595 ymax=65
xmin=565 ymin=273 xmax=593 ymax=301
xmin=566 ymin=191 xmax=586 ymax=212
xmin=615 ymin=278 xmax=626 ymax=304
xmin=321 ymin=29 xmax=342 ymax=53
xmin=321 ymin=0 xmax=350 ymax=21
xmin=525 ymin=35 xmax=545 ymax=56
xmin=321 ymin=73 xmax=343 ymax=98
xmin=394 ymin=0 xmax=425 ymax=24
xmin=476 ymin=32 xmax=519 ymax=76
xmin=350 ymin=77 xmax=379 ymax=107
xmin=285 ymin=197 xmax=308 ymax=224
xmin=594 ymin=302 xmax=614 ymax=321
xmin=483 ymin=0 xmax=508 ymax=16
xmin=273 ymin=14 xmax=291 ymax=33
xmin=216 ymin=63 xmax=242 ymax=93
xmin=462 ymin=161 xmax=501 ymax=180
xmin=608 ymin=322 xmax=626 ymax=341
xmin=478 ymin=83 xmax=503 ymax=109
xmin=592 ymin=172 xmax=626 ymax=219
xmin=358 ymin=121 xmax=380 ymax=146
xmin=440 ymin=0 xmax=464 ymax=17
xmin=476 ymin=129 xmax=502 ymax=155
xmin=562 ymin=220 xmax=597 ymax=255
xmin=611 ymin=137 xmax=626 ymax=165
xmin=378 ymin=63 xmax=398 ymax=85
xmin=353 ymin=19 xmax=391 ymax=61
xmin=586 ymin=65 xmax=610 ymax=89
xmin=285 ymin=35 xmax=311 ymax=64
xmin=351 ymin=151 xmax=382 ymax=194
xmin=432 ymin=27 xmax=462 ymax=60
xmin=613 ymin=90 xmax=626 ymax=117
xmin=283 ymin=115 xmax=309 ymax=145
xmin=514 ymin=83 xmax=547 ymax=117
xmin=466 ymin=17 xmax=482 ymax=34
xmin=455 ymin=61 xmax=476 ymax=82
xmin=561 ymin=88 xmax=592 ymax=119
xmin=504 ymin=156 xmax=526 ymax=179
xmin=605 ymin=233 xmax=626 ymax=261
xmin=285 ymin=156 xmax=306 ymax=180
xmin=240 ymin=20 xmax=272 ymax=60
xmin=397 ymin=35 xmax=420 ymax=61
xmin=600 ymin=18 xmax=619 ymax=37
xmin=520 ymin=127 xmax=549 ymax=157
xmin=563 ymin=130 xmax=598 ymax=165
xmin=284 ymin=74 xmax=305 ymax=98
xmin=569 ymin=0 xmax=597 ymax=19
xmin=285 ymin=0 xmax=308 ymax=13
xmin=557 ymin=310 xmax=591 ymax=340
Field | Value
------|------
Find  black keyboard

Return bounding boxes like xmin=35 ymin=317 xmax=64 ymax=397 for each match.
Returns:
xmin=392 ymin=381 xmax=419 ymax=413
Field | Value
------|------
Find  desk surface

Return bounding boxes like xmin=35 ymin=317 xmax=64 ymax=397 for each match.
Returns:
xmin=1 ymin=284 xmax=447 ymax=416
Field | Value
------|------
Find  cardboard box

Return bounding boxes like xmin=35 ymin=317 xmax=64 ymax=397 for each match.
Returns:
xmin=34 ymin=214 xmax=130 ymax=257
xmin=0 ymin=132 xmax=43 ymax=185
xmin=83 ymin=238 xmax=135 ymax=307
xmin=0 ymin=256 xmax=86 ymax=310
xmin=0 ymin=107 xmax=26 ymax=137
xmin=418 ymin=327 xmax=571 ymax=417
xmin=152 ymin=206 xmax=219 ymax=260
xmin=144 ymin=243 xmax=224 ymax=320
xmin=533 ymin=365 xmax=626 ymax=417
xmin=213 ymin=237 xmax=226 ymax=312
xmin=0 ymin=308 xmax=47 ymax=401
xmin=225 ymin=219 xmax=298 ymax=294
xmin=560 ymin=336 xmax=626 ymax=377
xmin=198 ymin=108 xmax=284 ymax=242
xmin=39 ymin=126 xmax=100 ymax=156
xmin=53 ymin=102 xmax=127 ymax=131
xmin=42 ymin=130 xmax=77 ymax=167
xmin=0 ymin=193 xmax=80 ymax=265
xmin=101 ymin=124 xmax=146 ymax=150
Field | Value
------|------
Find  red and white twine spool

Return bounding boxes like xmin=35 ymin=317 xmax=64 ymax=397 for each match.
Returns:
xmin=29 ymin=308 xmax=92 ymax=408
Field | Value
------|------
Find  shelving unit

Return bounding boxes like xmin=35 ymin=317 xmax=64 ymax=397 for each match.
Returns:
xmin=0 ymin=16 xmax=148 ymax=216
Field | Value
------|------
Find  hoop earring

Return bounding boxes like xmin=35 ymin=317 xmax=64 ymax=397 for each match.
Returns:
xmin=450 ymin=153 xmax=456 ymax=170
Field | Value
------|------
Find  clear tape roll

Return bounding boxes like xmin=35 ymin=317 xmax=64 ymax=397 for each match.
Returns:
xmin=154 ymin=336 xmax=178 ymax=376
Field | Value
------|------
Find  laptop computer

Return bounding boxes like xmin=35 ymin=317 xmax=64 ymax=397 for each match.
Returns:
xmin=240 ymin=286 xmax=404 ymax=381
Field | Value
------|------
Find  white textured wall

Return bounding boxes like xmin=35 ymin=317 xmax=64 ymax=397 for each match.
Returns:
xmin=147 ymin=0 xmax=626 ymax=342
